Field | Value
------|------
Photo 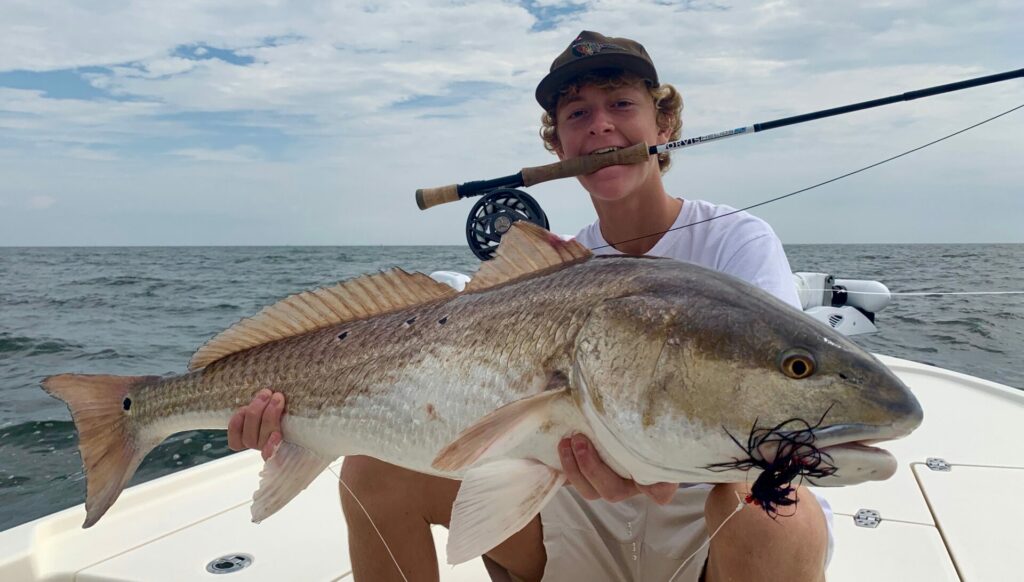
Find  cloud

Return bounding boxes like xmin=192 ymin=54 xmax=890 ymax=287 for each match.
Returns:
xmin=169 ymin=145 xmax=262 ymax=163
xmin=27 ymin=195 xmax=56 ymax=210
xmin=0 ymin=1 xmax=1021 ymax=245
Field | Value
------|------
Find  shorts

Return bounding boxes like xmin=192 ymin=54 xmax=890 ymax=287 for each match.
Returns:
xmin=490 ymin=485 xmax=834 ymax=582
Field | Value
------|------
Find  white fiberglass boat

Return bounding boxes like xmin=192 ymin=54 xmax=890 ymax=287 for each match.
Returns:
xmin=1 ymin=274 xmax=1020 ymax=582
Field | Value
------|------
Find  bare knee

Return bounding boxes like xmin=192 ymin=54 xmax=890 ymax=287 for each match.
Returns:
xmin=339 ymin=456 xmax=459 ymax=526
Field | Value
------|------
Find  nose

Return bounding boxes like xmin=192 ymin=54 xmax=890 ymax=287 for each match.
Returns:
xmin=587 ymin=108 xmax=614 ymax=135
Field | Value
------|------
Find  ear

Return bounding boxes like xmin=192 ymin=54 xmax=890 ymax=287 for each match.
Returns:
xmin=656 ymin=115 xmax=674 ymax=146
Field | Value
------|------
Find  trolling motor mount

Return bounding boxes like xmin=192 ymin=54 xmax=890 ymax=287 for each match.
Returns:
xmin=465 ymin=188 xmax=549 ymax=261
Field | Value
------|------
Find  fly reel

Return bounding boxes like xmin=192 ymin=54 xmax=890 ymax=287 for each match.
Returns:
xmin=465 ymin=188 xmax=549 ymax=261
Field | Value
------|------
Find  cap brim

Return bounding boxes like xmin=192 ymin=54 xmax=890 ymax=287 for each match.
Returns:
xmin=535 ymin=53 xmax=659 ymax=110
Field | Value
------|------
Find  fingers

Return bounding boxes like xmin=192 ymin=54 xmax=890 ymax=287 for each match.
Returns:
xmin=262 ymin=431 xmax=282 ymax=461
xmin=241 ymin=389 xmax=272 ymax=450
xmin=257 ymin=393 xmax=286 ymax=451
xmin=560 ymin=434 xmax=638 ymax=503
xmin=638 ymin=481 xmax=677 ymax=505
xmin=559 ymin=437 xmax=600 ymax=500
xmin=227 ymin=409 xmax=245 ymax=451
xmin=227 ymin=389 xmax=287 ymax=455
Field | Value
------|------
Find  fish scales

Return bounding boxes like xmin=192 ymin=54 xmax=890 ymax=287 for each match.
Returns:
xmin=41 ymin=223 xmax=922 ymax=562
xmin=127 ymin=259 xmax=641 ymax=463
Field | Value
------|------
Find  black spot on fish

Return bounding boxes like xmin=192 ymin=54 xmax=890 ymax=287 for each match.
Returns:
xmin=122 ymin=397 xmax=132 ymax=411
xmin=438 ymin=316 xmax=448 ymax=325
xmin=405 ymin=317 xmax=417 ymax=326
xmin=337 ymin=331 xmax=348 ymax=340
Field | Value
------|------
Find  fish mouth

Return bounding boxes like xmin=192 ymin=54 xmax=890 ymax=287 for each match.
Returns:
xmin=811 ymin=422 xmax=914 ymax=449
xmin=801 ymin=424 xmax=909 ymax=485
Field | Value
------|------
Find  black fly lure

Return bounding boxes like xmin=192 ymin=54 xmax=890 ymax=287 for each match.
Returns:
xmin=704 ymin=407 xmax=838 ymax=518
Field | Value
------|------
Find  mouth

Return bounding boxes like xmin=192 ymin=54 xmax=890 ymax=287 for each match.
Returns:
xmin=801 ymin=424 xmax=908 ymax=484
xmin=586 ymin=146 xmax=624 ymax=155
xmin=811 ymin=422 xmax=913 ymax=449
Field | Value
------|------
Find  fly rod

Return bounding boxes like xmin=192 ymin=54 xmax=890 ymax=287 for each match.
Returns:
xmin=416 ymin=66 xmax=1024 ymax=210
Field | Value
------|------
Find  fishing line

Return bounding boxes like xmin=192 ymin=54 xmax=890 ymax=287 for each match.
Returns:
xmin=799 ymin=289 xmax=1024 ymax=297
xmin=592 ymin=102 xmax=1024 ymax=252
xmin=668 ymin=491 xmax=747 ymax=582
xmin=327 ymin=464 xmax=410 ymax=582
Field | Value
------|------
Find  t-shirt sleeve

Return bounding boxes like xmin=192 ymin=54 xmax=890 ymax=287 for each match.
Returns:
xmin=721 ymin=231 xmax=802 ymax=309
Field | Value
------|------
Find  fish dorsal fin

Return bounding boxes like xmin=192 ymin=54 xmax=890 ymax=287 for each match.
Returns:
xmin=189 ymin=269 xmax=456 ymax=370
xmin=465 ymin=222 xmax=591 ymax=293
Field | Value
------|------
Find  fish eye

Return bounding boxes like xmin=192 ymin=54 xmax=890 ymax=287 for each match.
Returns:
xmin=779 ymin=349 xmax=816 ymax=379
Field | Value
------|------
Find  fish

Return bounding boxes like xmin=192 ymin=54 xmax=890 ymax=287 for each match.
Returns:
xmin=42 ymin=221 xmax=923 ymax=564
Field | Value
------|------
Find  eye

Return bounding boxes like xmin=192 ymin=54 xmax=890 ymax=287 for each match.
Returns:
xmin=565 ymin=108 xmax=586 ymax=120
xmin=779 ymin=349 xmax=816 ymax=379
xmin=613 ymin=99 xmax=634 ymax=108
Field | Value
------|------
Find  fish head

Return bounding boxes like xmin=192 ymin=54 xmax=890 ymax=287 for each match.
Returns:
xmin=572 ymin=261 xmax=923 ymax=487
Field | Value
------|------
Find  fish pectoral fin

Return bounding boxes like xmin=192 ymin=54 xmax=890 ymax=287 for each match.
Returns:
xmin=432 ymin=386 xmax=570 ymax=473
xmin=446 ymin=459 xmax=565 ymax=565
xmin=251 ymin=441 xmax=335 ymax=523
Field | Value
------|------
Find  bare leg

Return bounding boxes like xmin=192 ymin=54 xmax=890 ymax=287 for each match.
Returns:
xmin=704 ymin=483 xmax=827 ymax=582
xmin=339 ymin=456 xmax=547 ymax=582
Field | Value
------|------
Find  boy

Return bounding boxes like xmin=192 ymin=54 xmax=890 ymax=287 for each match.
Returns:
xmin=230 ymin=31 xmax=831 ymax=582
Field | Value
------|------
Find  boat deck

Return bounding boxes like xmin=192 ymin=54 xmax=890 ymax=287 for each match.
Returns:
xmin=1 ymin=355 xmax=1020 ymax=581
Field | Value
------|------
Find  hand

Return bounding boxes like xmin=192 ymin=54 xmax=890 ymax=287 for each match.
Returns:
xmin=227 ymin=389 xmax=286 ymax=461
xmin=558 ymin=434 xmax=677 ymax=504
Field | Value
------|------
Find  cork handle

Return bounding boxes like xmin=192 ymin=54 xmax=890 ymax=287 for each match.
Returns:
xmin=416 ymin=184 xmax=460 ymax=210
xmin=520 ymin=142 xmax=651 ymax=187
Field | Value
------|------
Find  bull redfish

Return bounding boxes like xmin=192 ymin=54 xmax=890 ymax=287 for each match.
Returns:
xmin=42 ymin=222 xmax=922 ymax=564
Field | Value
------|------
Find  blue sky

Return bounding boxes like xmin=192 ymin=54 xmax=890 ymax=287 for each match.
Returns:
xmin=1 ymin=0 xmax=1022 ymax=245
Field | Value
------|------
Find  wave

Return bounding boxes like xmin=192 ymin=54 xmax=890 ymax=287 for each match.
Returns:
xmin=76 ymin=275 xmax=166 ymax=287
xmin=0 ymin=334 xmax=82 ymax=356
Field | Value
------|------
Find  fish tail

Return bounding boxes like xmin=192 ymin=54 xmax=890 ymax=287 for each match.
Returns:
xmin=42 ymin=373 xmax=161 ymax=528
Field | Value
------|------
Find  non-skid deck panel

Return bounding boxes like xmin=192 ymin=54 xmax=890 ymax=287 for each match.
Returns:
xmin=815 ymin=356 xmax=1023 ymax=526
xmin=825 ymin=515 xmax=959 ymax=582
xmin=78 ymin=470 xmax=352 ymax=581
xmin=915 ymin=464 xmax=1024 ymax=582
xmin=76 ymin=464 xmax=489 ymax=582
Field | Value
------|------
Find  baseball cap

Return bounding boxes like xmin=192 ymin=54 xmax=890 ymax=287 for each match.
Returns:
xmin=535 ymin=30 xmax=659 ymax=111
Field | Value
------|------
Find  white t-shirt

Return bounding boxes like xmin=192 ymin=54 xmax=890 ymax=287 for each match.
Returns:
xmin=574 ymin=198 xmax=802 ymax=309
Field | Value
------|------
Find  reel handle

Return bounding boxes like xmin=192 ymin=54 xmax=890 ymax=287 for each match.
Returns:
xmin=520 ymin=142 xmax=651 ymax=186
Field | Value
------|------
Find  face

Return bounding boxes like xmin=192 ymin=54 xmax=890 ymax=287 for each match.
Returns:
xmin=554 ymin=81 xmax=671 ymax=201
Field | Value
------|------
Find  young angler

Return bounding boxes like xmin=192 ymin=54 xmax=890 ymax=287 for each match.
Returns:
xmin=229 ymin=31 xmax=832 ymax=582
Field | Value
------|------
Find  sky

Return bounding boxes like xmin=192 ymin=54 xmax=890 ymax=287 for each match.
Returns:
xmin=1 ymin=0 xmax=1021 ymax=246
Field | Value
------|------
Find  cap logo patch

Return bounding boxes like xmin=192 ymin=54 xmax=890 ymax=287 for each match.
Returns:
xmin=571 ymin=41 xmax=623 ymax=57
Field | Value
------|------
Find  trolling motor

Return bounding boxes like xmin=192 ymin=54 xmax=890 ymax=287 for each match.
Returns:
xmin=793 ymin=272 xmax=892 ymax=335
xmin=414 ymin=67 xmax=1024 ymax=260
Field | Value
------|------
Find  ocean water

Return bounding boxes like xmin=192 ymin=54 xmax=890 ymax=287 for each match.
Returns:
xmin=1 ymin=244 xmax=1021 ymax=531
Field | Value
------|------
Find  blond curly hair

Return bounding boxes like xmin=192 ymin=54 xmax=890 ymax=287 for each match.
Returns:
xmin=539 ymin=71 xmax=683 ymax=173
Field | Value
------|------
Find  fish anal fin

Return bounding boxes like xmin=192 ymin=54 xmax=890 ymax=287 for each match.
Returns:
xmin=465 ymin=222 xmax=591 ymax=293
xmin=251 ymin=441 xmax=335 ymax=523
xmin=446 ymin=459 xmax=565 ymax=564
xmin=190 ymin=269 xmax=456 ymax=370
xmin=432 ymin=384 xmax=570 ymax=473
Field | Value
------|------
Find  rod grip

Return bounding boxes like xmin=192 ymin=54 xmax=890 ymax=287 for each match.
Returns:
xmin=416 ymin=184 xmax=460 ymax=210
xmin=520 ymin=142 xmax=651 ymax=187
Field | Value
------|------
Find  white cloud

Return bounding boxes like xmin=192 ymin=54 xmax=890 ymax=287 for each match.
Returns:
xmin=27 ymin=195 xmax=56 ymax=210
xmin=0 ymin=1 xmax=1021 ymax=244
xmin=169 ymin=146 xmax=262 ymax=163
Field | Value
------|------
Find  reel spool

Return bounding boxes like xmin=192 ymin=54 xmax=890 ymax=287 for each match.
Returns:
xmin=465 ymin=188 xmax=549 ymax=261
